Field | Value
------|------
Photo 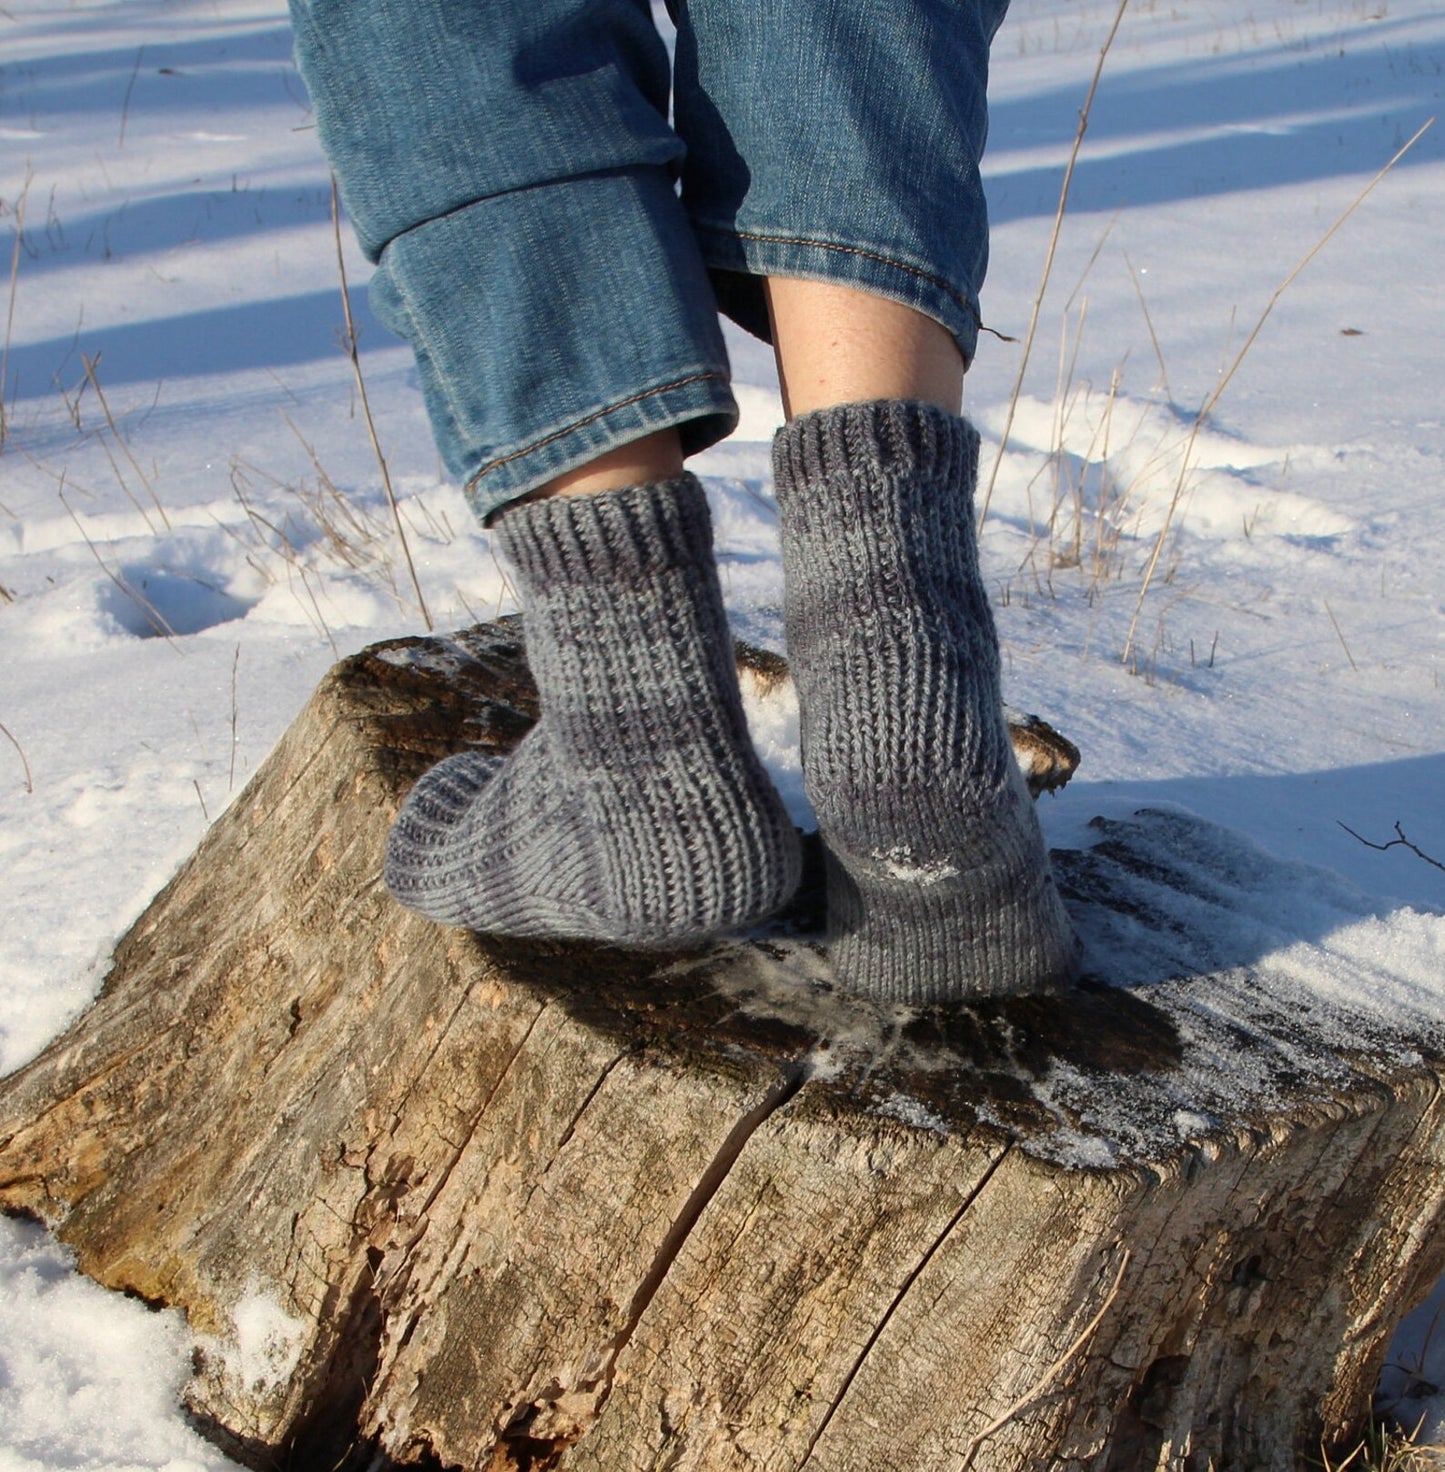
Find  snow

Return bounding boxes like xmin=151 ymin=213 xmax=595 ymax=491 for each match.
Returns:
xmin=1 ymin=0 xmax=1443 ymax=1462
xmin=213 ymin=1289 xmax=307 ymax=1398
xmin=0 ymin=1217 xmax=232 ymax=1472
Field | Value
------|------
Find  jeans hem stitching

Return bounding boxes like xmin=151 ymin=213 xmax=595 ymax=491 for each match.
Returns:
xmin=708 ymin=227 xmax=983 ymax=332
xmin=466 ymin=370 xmax=731 ymax=491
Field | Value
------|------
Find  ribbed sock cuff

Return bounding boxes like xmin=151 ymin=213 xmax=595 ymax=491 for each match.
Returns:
xmin=493 ymin=475 xmax=714 ymax=587
xmin=772 ymin=400 xmax=979 ymax=500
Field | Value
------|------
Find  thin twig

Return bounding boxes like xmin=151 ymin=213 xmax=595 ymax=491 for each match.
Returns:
xmin=0 ymin=718 xmax=33 ymax=793
xmin=2 ymin=165 xmax=31 ymax=451
xmin=1338 ymin=821 xmax=1445 ymax=874
xmin=229 ymin=460 xmax=346 ymax=647
xmin=978 ymin=0 xmax=1130 ymax=530
xmin=58 ymin=486 xmax=179 ymax=644
xmin=1121 ymin=116 xmax=1435 ymax=664
xmin=82 ymin=353 xmax=171 ymax=528
xmin=1323 ymin=599 xmax=1359 ymax=672
xmin=228 ymin=643 xmax=240 ymax=792
xmin=330 ymin=176 xmax=433 ymax=631
xmin=957 ymin=1247 xmax=1131 ymax=1471
xmin=89 ymin=410 xmax=157 ymax=532
xmin=1124 ymin=249 xmax=1171 ymax=401
xmin=118 ymin=46 xmax=144 ymax=149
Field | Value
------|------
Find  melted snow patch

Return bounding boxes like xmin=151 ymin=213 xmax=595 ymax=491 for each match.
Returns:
xmin=674 ymin=809 xmax=1445 ymax=1172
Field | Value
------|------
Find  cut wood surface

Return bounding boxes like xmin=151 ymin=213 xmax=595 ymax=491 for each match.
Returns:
xmin=2 ymin=620 xmax=1443 ymax=1472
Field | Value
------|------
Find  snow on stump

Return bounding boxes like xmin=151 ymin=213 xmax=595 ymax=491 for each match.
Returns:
xmin=1 ymin=619 xmax=1443 ymax=1472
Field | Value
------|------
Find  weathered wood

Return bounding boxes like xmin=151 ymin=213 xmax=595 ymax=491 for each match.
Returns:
xmin=1 ymin=620 xmax=1443 ymax=1472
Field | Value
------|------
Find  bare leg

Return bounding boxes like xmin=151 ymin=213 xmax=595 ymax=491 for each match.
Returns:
xmin=534 ymin=278 xmax=957 ymax=499
xmin=534 ymin=427 xmax=685 ymax=500
xmin=765 ymin=278 xmax=964 ymax=419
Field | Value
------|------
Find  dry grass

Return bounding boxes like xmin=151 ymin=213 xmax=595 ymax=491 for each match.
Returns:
xmin=329 ymin=176 xmax=433 ymax=632
xmin=1319 ymin=1417 xmax=1445 ymax=1471
xmin=1 ymin=165 xmax=31 ymax=453
xmin=980 ymin=3 xmax=1436 ymax=682
xmin=1119 ymin=115 xmax=1436 ymax=664
xmin=978 ymin=0 xmax=1130 ymax=531
xmin=80 ymin=352 xmax=170 ymax=531
xmin=0 ymin=717 xmax=32 ymax=794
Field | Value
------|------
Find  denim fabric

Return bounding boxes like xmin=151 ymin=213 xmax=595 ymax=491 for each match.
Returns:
xmin=675 ymin=0 xmax=1010 ymax=352
xmin=289 ymin=0 xmax=1009 ymax=521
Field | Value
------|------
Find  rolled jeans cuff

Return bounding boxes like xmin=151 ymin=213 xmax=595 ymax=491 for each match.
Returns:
xmin=694 ymin=225 xmax=985 ymax=367
xmin=368 ymin=165 xmax=738 ymax=521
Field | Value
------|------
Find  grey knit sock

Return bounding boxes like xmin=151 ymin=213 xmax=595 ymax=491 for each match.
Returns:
xmin=773 ymin=400 xmax=1080 ymax=1004
xmin=384 ymin=476 xmax=802 ymax=946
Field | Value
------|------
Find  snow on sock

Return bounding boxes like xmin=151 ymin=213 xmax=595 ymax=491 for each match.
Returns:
xmin=772 ymin=400 xmax=1080 ymax=1004
xmin=384 ymin=474 xmax=802 ymax=946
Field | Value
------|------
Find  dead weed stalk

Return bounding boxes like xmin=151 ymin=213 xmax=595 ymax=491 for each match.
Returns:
xmin=2 ymin=165 xmax=32 ymax=453
xmin=330 ymin=176 xmax=432 ymax=631
xmin=1120 ymin=115 xmax=1436 ymax=664
xmin=978 ymin=0 xmax=1130 ymax=530
xmin=0 ymin=718 xmax=33 ymax=793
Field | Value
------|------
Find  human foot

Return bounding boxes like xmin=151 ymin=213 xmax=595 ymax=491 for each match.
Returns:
xmin=772 ymin=400 xmax=1080 ymax=1002
xmin=385 ymin=476 xmax=802 ymax=946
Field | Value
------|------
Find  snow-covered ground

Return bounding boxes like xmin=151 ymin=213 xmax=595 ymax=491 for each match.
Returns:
xmin=1 ymin=0 xmax=1442 ymax=1464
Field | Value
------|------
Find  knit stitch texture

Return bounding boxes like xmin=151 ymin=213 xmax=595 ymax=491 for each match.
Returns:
xmin=773 ymin=400 xmax=1080 ymax=1003
xmin=384 ymin=475 xmax=801 ymax=945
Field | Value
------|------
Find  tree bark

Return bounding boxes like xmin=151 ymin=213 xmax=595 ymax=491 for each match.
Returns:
xmin=1 ymin=620 xmax=1442 ymax=1472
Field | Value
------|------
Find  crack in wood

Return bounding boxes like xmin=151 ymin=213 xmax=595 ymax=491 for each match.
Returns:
xmin=363 ymin=999 xmax=558 ymax=1342
xmin=956 ymin=1245 xmax=1131 ymax=1472
xmin=615 ymin=1064 xmax=808 ymax=1363
xmin=552 ymin=1046 xmax=636 ymax=1157
xmin=414 ymin=1000 xmax=550 ymax=1225
xmin=796 ymin=1140 xmax=1016 ymax=1470
xmin=514 ymin=1045 xmax=637 ymax=1226
xmin=494 ymin=1061 xmax=808 ymax=1469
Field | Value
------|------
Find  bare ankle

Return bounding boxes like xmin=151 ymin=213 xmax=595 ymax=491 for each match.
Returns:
xmin=765 ymin=277 xmax=965 ymax=420
xmin=532 ymin=428 xmax=686 ymax=501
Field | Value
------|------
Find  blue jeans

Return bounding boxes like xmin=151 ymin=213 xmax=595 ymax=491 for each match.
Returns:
xmin=289 ymin=0 xmax=1011 ymax=521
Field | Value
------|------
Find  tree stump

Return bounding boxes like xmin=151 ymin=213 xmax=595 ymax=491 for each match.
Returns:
xmin=2 ymin=620 xmax=1444 ymax=1472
